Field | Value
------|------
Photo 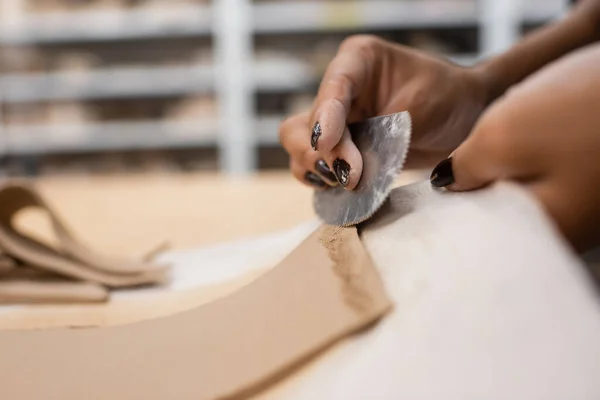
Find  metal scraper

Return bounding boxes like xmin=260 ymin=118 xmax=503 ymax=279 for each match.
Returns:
xmin=313 ymin=111 xmax=412 ymax=226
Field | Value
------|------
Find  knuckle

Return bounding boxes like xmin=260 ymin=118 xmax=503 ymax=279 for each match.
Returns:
xmin=290 ymin=160 xmax=306 ymax=180
xmin=278 ymin=117 xmax=293 ymax=137
xmin=473 ymin=109 xmax=515 ymax=160
xmin=278 ymin=116 xmax=300 ymax=146
xmin=329 ymin=73 xmax=355 ymax=95
xmin=406 ymin=85 xmax=429 ymax=110
xmin=300 ymin=148 xmax=317 ymax=166
xmin=318 ymin=74 xmax=355 ymax=106
xmin=339 ymin=34 xmax=382 ymax=55
xmin=321 ymin=96 xmax=347 ymax=116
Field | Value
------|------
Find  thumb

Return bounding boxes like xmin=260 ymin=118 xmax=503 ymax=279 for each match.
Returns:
xmin=429 ymin=134 xmax=506 ymax=192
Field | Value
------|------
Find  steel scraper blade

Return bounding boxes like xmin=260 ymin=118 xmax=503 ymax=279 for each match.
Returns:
xmin=313 ymin=111 xmax=412 ymax=226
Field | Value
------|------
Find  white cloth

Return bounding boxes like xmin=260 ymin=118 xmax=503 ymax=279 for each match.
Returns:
xmin=283 ymin=181 xmax=600 ymax=399
xmin=164 ymin=180 xmax=600 ymax=399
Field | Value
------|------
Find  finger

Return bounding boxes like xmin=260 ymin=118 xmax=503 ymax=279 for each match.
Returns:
xmin=528 ymin=180 xmax=577 ymax=244
xmin=310 ymin=37 xmax=376 ymax=153
xmin=429 ymin=111 xmax=543 ymax=191
xmin=280 ymin=114 xmax=339 ymax=187
xmin=304 ymin=153 xmax=338 ymax=186
xmin=324 ymin=127 xmax=363 ymax=190
xmin=279 ymin=111 xmax=311 ymax=159
xmin=290 ymin=159 xmax=327 ymax=190
xmin=429 ymin=146 xmax=500 ymax=192
xmin=528 ymin=177 xmax=600 ymax=252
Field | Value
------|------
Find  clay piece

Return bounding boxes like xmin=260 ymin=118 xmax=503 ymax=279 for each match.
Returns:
xmin=0 ymin=225 xmax=391 ymax=399
xmin=0 ymin=182 xmax=169 ymax=304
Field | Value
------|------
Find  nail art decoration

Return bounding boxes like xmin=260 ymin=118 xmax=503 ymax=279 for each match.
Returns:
xmin=305 ymin=171 xmax=327 ymax=188
xmin=315 ymin=160 xmax=337 ymax=183
xmin=333 ymin=158 xmax=350 ymax=187
xmin=430 ymin=157 xmax=454 ymax=187
xmin=311 ymin=122 xmax=322 ymax=151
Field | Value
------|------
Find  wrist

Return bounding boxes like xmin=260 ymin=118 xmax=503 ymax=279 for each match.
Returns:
xmin=573 ymin=0 xmax=600 ymax=41
xmin=468 ymin=61 xmax=501 ymax=107
xmin=467 ymin=3 xmax=600 ymax=106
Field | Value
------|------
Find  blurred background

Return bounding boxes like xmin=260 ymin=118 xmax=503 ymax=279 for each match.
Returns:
xmin=0 ymin=0 xmax=568 ymax=178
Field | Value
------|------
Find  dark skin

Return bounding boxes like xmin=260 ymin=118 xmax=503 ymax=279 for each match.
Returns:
xmin=279 ymin=0 xmax=600 ymax=251
xmin=450 ymin=43 xmax=600 ymax=252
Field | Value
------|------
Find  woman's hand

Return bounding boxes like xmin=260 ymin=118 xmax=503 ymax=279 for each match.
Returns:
xmin=279 ymin=35 xmax=489 ymax=190
xmin=279 ymin=1 xmax=600 ymax=191
xmin=431 ymin=44 xmax=600 ymax=251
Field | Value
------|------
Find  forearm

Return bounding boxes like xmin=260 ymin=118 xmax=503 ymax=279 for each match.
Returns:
xmin=474 ymin=0 xmax=600 ymax=104
xmin=507 ymin=43 xmax=600 ymax=250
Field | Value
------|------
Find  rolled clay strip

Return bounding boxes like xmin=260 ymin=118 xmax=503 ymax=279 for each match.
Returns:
xmin=0 ymin=267 xmax=109 ymax=304
xmin=0 ymin=183 xmax=169 ymax=287
xmin=0 ymin=226 xmax=392 ymax=399
xmin=0 ymin=253 xmax=17 ymax=275
xmin=0 ymin=280 xmax=108 ymax=304
xmin=0 ymin=228 xmax=167 ymax=287
xmin=0 ymin=183 xmax=168 ymax=274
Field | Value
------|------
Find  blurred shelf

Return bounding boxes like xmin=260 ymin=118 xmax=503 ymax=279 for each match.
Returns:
xmin=1 ymin=58 xmax=317 ymax=103
xmin=1 ymin=65 xmax=215 ymax=103
xmin=0 ymin=4 xmax=212 ymax=44
xmin=0 ymin=0 xmax=568 ymax=175
xmin=0 ymin=1 xmax=564 ymax=45
xmin=255 ymin=115 xmax=283 ymax=145
xmin=253 ymin=57 xmax=316 ymax=92
xmin=253 ymin=0 xmax=564 ymax=34
xmin=0 ymin=116 xmax=282 ymax=155
xmin=0 ymin=53 xmax=477 ymax=103
xmin=2 ymin=120 xmax=218 ymax=155
xmin=253 ymin=0 xmax=479 ymax=33
xmin=523 ymin=0 xmax=566 ymax=22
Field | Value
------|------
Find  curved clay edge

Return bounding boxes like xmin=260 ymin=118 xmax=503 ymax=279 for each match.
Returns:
xmin=0 ymin=265 xmax=268 ymax=330
xmin=0 ymin=226 xmax=392 ymax=400
xmin=1 ymin=183 xmax=167 ymax=275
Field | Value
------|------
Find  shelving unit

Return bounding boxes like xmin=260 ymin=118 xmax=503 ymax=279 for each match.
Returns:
xmin=0 ymin=4 xmax=213 ymax=44
xmin=0 ymin=116 xmax=280 ymax=154
xmin=0 ymin=57 xmax=317 ymax=103
xmin=1 ymin=65 xmax=214 ymax=102
xmin=0 ymin=0 xmax=568 ymax=176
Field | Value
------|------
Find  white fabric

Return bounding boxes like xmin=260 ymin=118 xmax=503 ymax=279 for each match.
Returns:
xmin=0 ymin=221 xmax=318 ymax=321
xmin=153 ymin=220 xmax=318 ymax=291
xmin=282 ymin=181 xmax=600 ymax=399
xmin=87 ymin=180 xmax=600 ymax=398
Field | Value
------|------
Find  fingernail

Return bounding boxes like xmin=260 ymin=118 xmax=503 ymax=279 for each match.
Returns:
xmin=311 ymin=122 xmax=322 ymax=151
xmin=333 ymin=158 xmax=351 ymax=187
xmin=305 ymin=171 xmax=327 ymax=188
xmin=315 ymin=160 xmax=337 ymax=183
xmin=430 ymin=157 xmax=454 ymax=187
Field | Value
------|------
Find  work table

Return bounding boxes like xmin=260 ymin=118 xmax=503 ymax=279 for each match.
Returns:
xmin=15 ymin=170 xmax=428 ymax=256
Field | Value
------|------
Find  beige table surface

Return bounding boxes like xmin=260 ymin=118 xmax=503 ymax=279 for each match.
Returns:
xmin=14 ymin=170 xmax=428 ymax=257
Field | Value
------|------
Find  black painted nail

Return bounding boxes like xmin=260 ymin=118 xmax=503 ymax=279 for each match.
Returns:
xmin=311 ymin=122 xmax=322 ymax=150
xmin=333 ymin=158 xmax=351 ymax=187
xmin=315 ymin=160 xmax=337 ymax=183
xmin=305 ymin=171 xmax=327 ymax=188
xmin=430 ymin=157 xmax=454 ymax=187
